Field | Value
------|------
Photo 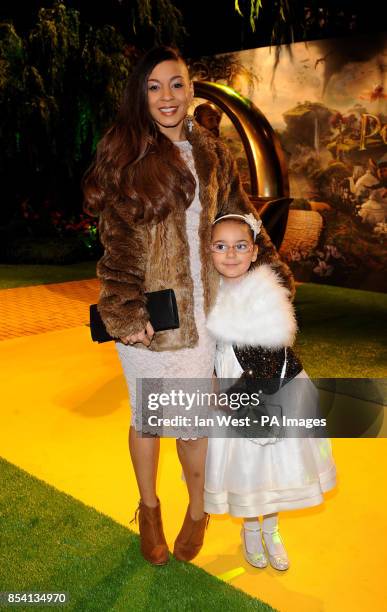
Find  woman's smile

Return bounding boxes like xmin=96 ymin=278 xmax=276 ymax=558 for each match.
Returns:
xmin=158 ymin=106 xmax=178 ymax=115
xmin=147 ymin=59 xmax=193 ymax=139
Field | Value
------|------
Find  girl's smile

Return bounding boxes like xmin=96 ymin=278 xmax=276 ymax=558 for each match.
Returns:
xmin=211 ymin=220 xmax=258 ymax=283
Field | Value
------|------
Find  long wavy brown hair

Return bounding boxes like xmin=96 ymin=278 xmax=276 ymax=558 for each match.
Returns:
xmin=82 ymin=46 xmax=196 ymax=222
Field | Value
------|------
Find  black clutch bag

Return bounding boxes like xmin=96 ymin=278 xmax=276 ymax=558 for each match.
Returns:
xmin=89 ymin=289 xmax=179 ymax=343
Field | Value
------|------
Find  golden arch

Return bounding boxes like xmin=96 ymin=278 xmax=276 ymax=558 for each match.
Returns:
xmin=193 ymin=80 xmax=289 ymax=198
xmin=193 ymin=80 xmax=291 ymax=248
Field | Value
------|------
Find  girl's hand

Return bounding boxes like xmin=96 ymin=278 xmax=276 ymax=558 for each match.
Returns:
xmin=119 ymin=322 xmax=155 ymax=347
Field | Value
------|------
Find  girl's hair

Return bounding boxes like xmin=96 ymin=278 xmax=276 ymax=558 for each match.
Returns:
xmin=211 ymin=213 xmax=255 ymax=241
xmin=82 ymin=46 xmax=196 ymax=222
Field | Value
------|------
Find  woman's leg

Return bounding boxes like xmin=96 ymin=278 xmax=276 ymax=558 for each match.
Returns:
xmin=129 ymin=427 xmax=168 ymax=565
xmin=129 ymin=426 xmax=160 ymax=506
xmin=176 ymin=437 xmax=208 ymax=519
xmin=173 ymin=437 xmax=209 ymax=561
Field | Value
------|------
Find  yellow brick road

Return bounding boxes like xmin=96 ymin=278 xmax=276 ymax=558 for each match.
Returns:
xmin=0 ymin=279 xmax=99 ymax=340
xmin=0 ymin=280 xmax=386 ymax=612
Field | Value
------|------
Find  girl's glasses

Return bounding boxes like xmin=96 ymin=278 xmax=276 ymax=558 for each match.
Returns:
xmin=210 ymin=242 xmax=254 ymax=253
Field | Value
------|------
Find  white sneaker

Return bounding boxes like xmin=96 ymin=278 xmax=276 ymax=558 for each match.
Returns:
xmin=241 ymin=526 xmax=268 ymax=569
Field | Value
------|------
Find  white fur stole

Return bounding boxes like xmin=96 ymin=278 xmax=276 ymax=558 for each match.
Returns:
xmin=206 ymin=265 xmax=297 ymax=349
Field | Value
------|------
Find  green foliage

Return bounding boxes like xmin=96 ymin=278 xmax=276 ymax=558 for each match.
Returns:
xmin=0 ymin=0 xmax=187 ymax=254
xmin=132 ymin=0 xmax=186 ymax=44
xmin=0 ymin=23 xmax=25 ymax=159
xmin=81 ymin=24 xmax=133 ymax=133
xmin=235 ymin=0 xmax=263 ymax=32
xmin=234 ymin=1 xmax=363 ymax=45
xmin=28 ymin=2 xmax=81 ymax=98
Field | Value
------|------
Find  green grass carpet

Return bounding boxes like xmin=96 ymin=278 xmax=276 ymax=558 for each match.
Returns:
xmin=294 ymin=283 xmax=387 ymax=377
xmin=0 ymin=262 xmax=97 ymax=289
xmin=0 ymin=459 xmax=276 ymax=612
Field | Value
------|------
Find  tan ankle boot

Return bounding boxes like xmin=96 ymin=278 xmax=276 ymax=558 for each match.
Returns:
xmin=173 ymin=507 xmax=209 ymax=562
xmin=134 ymin=499 xmax=169 ymax=565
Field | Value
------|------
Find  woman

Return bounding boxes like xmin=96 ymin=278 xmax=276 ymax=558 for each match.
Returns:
xmin=83 ymin=46 xmax=294 ymax=566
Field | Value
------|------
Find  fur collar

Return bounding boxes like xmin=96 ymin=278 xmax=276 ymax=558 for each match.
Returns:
xmin=206 ymin=264 xmax=297 ymax=348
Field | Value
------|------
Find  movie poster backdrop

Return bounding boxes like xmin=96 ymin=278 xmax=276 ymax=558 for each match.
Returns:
xmin=192 ymin=34 xmax=387 ymax=292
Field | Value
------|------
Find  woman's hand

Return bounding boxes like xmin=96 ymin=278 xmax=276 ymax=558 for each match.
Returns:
xmin=120 ymin=322 xmax=155 ymax=347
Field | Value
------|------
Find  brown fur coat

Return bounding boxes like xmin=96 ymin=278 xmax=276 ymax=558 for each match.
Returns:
xmin=96 ymin=121 xmax=294 ymax=351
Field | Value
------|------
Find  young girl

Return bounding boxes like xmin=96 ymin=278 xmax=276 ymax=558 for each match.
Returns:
xmin=205 ymin=213 xmax=336 ymax=570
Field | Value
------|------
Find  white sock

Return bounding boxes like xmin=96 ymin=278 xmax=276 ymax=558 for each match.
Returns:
xmin=243 ymin=518 xmax=264 ymax=555
xmin=262 ymin=513 xmax=287 ymax=558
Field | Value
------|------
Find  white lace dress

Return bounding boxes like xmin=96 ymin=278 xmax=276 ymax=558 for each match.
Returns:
xmin=116 ymin=140 xmax=216 ymax=429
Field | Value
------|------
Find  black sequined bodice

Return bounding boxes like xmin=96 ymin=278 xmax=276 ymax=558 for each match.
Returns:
xmin=233 ymin=345 xmax=303 ymax=394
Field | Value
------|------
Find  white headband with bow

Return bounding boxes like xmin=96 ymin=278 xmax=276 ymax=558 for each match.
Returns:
xmin=212 ymin=213 xmax=262 ymax=240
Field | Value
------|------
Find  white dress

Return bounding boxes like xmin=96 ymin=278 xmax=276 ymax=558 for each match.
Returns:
xmin=116 ymin=140 xmax=216 ymax=428
xmin=204 ymin=267 xmax=337 ymax=518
